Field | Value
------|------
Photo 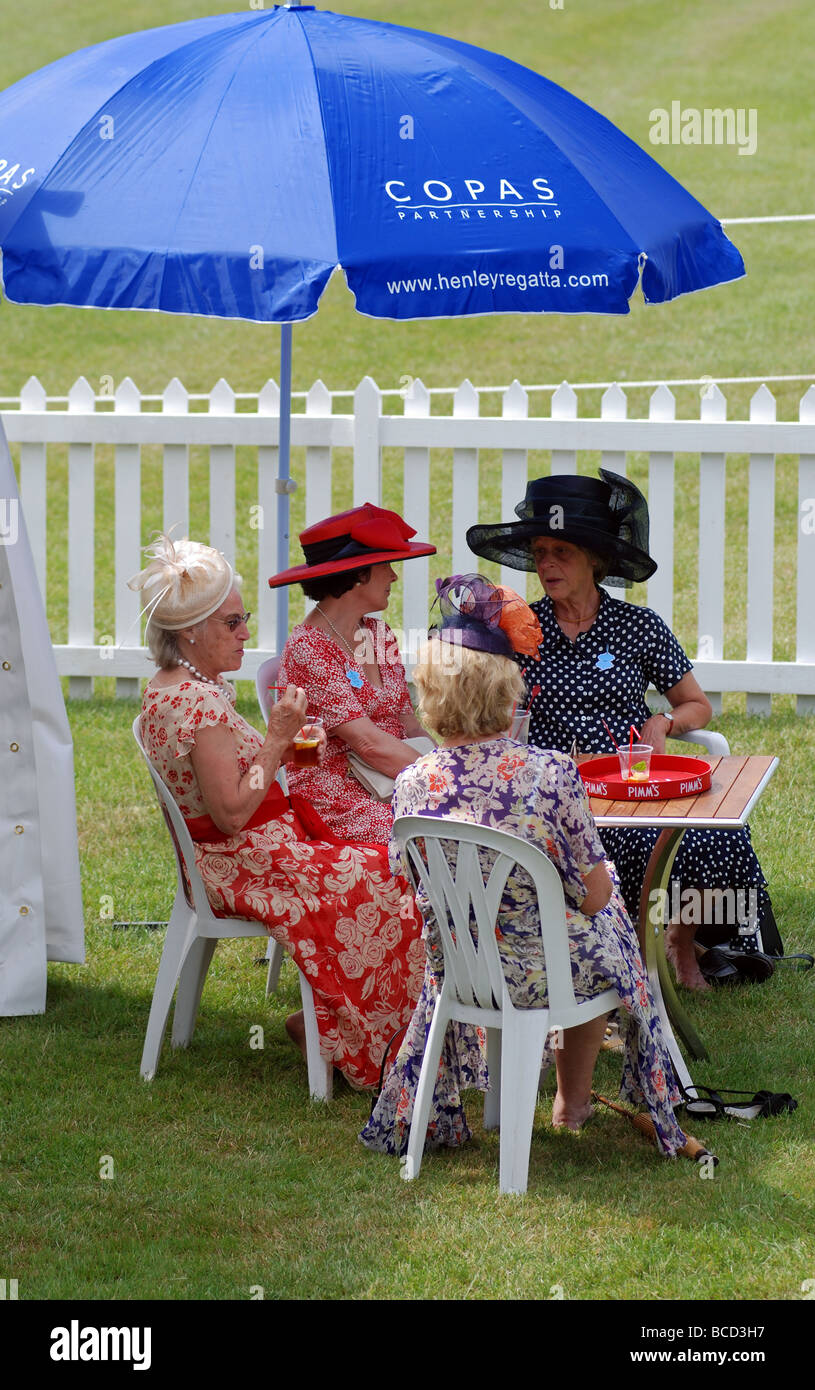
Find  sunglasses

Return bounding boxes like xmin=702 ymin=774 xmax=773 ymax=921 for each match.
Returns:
xmin=211 ymin=610 xmax=252 ymax=633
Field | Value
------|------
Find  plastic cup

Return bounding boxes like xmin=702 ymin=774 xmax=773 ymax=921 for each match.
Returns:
xmin=292 ymin=717 xmax=323 ymax=768
xmin=509 ymin=707 xmax=531 ymax=743
xmin=618 ymin=743 xmax=653 ymax=782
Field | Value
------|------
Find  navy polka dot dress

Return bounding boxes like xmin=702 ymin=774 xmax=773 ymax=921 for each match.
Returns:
xmin=519 ymin=591 xmax=770 ymax=937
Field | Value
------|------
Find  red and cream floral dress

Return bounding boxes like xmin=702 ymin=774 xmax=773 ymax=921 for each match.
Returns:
xmin=140 ymin=677 xmax=425 ymax=1089
xmin=279 ymin=618 xmax=414 ymax=844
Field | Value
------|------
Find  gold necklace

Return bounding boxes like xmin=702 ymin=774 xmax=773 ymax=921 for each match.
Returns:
xmin=559 ymin=603 xmax=600 ymax=630
xmin=315 ymin=605 xmax=360 ymax=659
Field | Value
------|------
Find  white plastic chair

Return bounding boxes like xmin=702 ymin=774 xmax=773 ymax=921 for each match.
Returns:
xmin=393 ymin=815 xmax=622 ymax=1195
xmin=675 ymin=727 xmax=731 ymax=758
xmin=132 ymin=716 xmax=332 ymax=1099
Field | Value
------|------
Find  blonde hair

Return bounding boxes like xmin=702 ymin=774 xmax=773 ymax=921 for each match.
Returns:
xmin=414 ymin=641 xmax=525 ymax=739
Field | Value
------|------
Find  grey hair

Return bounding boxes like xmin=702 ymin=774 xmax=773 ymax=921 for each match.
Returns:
xmin=147 ymin=618 xmax=207 ymax=670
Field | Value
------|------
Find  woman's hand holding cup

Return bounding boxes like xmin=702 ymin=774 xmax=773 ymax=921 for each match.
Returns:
xmin=265 ymin=684 xmax=308 ymax=748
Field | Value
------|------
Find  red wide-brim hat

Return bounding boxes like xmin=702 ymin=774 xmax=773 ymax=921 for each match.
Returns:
xmin=268 ymin=503 xmax=436 ymax=588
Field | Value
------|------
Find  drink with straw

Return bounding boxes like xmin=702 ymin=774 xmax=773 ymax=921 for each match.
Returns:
xmin=292 ymin=716 xmax=323 ymax=767
xmin=618 ymin=742 xmax=653 ymax=782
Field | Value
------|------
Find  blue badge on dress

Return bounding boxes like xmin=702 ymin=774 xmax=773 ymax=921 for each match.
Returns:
xmin=346 ymin=669 xmax=364 ymax=688
xmin=596 ymin=651 xmax=615 ymax=671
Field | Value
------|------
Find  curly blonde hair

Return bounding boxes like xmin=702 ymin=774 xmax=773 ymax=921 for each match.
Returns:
xmin=413 ymin=641 xmax=525 ymax=739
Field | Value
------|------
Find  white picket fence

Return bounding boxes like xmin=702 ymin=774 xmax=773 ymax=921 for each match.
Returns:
xmin=2 ymin=374 xmax=815 ymax=712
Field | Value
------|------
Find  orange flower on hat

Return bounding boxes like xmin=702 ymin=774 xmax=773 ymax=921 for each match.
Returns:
xmin=493 ymin=585 xmax=543 ymax=657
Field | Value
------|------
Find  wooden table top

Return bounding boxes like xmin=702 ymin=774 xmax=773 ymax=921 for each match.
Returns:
xmin=582 ymin=754 xmax=778 ymax=830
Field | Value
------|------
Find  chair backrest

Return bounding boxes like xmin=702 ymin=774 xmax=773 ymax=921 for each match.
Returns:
xmin=256 ymin=654 xmax=283 ymax=724
xmin=132 ymin=715 xmax=214 ymax=918
xmin=392 ymin=815 xmax=579 ymax=1015
xmin=676 ymin=727 xmax=731 ymax=758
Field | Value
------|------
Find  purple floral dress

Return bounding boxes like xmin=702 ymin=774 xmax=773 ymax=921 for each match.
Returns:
xmin=360 ymin=739 xmax=688 ymax=1158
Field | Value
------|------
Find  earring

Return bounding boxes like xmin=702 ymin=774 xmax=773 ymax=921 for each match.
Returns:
xmin=189 ymin=637 xmax=195 ymax=644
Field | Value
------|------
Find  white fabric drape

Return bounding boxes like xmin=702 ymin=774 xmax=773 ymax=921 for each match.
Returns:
xmin=0 ymin=418 xmax=84 ymax=1015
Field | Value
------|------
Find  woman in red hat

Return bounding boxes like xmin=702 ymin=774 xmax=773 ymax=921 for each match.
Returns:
xmin=270 ymin=503 xmax=437 ymax=844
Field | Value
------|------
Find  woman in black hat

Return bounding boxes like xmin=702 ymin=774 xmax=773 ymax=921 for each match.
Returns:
xmin=467 ymin=470 xmax=777 ymax=991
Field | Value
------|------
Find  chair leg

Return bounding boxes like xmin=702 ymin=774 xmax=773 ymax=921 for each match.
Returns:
xmin=498 ymin=1011 xmax=550 ymax=1195
xmin=265 ymin=937 xmax=285 ymax=997
xmin=298 ymin=972 xmax=333 ymax=1102
xmin=483 ymin=1027 xmax=502 ymax=1131
xmin=171 ymin=937 xmax=217 ymax=1048
xmin=402 ymin=994 xmax=450 ymax=1182
xmin=140 ymin=907 xmax=197 ymax=1080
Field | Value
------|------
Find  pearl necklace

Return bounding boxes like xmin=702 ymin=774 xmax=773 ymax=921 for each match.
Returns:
xmin=315 ymin=605 xmax=360 ymax=659
xmin=176 ymin=657 xmax=222 ymax=686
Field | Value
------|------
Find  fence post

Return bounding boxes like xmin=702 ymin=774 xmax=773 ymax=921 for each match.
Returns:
xmin=353 ymin=377 xmax=382 ymax=507
xmin=600 ymin=383 xmax=628 ymax=481
xmin=797 ymin=385 xmax=815 ymax=715
xmin=113 ymin=378 xmax=142 ymax=699
xmin=550 ymin=382 xmax=577 ymax=476
xmin=209 ymin=378 xmax=236 ymax=564
xmin=698 ymin=383 xmax=727 ymax=716
xmin=305 ymin=380 xmax=332 ymax=532
xmin=452 ymin=380 xmax=479 ymax=577
xmin=746 ymin=385 xmax=776 ymax=716
xmin=646 ymin=384 xmax=676 ymax=629
xmin=402 ymin=378 xmax=431 ymax=662
xmin=162 ymin=378 xmax=189 ymax=537
xmin=500 ymin=380 xmax=528 ymax=596
xmin=67 ymin=377 xmax=96 ymax=700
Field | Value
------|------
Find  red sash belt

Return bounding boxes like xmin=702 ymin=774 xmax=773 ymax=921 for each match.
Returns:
xmin=185 ymin=780 xmax=341 ymax=845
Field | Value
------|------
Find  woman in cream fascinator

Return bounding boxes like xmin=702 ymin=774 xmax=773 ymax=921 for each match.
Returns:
xmin=130 ymin=532 xmax=424 ymax=1090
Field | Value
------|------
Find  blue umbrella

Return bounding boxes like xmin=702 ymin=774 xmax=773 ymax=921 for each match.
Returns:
xmin=0 ymin=4 xmax=744 ymax=638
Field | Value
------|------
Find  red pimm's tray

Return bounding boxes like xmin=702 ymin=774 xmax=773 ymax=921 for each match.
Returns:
xmin=578 ymin=754 xmax=712 ymax=801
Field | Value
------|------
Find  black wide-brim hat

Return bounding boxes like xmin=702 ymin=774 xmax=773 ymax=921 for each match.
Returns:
xmin=268 ymin=502 xmax=436 ymax=588
xmin=466 ymin=469 xmax=656 ymax=587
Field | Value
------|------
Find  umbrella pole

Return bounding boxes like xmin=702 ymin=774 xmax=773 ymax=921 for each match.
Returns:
xmin=275 ymin=321 xmax=293 ymax=654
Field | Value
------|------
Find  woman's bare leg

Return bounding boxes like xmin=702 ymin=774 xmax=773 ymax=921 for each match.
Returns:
xmin=665 ymin=919 xmax=710 ymax=991
xmin=284 ymin=1011 xmax=308 ymax=1060
xmin=552 ymin=1014 xmax=609 ymax=1129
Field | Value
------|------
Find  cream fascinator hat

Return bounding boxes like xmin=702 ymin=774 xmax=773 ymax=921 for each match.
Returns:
xmin=127 ymin=531 xmax=238 ymax=631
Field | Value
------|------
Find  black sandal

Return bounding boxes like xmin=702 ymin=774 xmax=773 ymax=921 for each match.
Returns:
xmin=698 ymin=945 xmax=774 ymax=985
xmin=683 ymin=1084 xmax=797 ymax=1121
xmin=698 ymin=947 xmax=741 ymax=986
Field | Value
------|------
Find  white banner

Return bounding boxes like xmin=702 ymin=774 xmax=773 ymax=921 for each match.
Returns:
xmin=0 ymin=417 xmax=84 ymax=1015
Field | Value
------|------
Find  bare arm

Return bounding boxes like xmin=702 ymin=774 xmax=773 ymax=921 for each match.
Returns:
xmin=334 ymin=715 xmax=421 ymax=777
xmin=640 ymin=671 xmax=712 ymax=755
xmin=190 ymin=686 xmax=315 ymax=836
xmin=580 ymin=860 xmax=613 ymax=916
xmin=399 ymin=707 xmax=427 ymax=739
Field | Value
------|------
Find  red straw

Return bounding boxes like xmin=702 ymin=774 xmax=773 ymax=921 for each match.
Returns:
xmin=629 ymin=724 xmax=634 ymax=766
xmin=601 ymin=718 xmax=620 ymax=752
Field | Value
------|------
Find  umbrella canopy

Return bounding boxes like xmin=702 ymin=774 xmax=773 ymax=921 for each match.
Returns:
xmin=0 ymin=5 xmax=745 ymax=640
xmin=0 ymin=5 xmax=743 ymax=320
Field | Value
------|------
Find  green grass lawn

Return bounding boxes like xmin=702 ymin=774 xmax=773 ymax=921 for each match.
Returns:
xmin=1 ymin=0 xmax=814 ymax=1304
xmin=2 ymin=697 xmax=813 ymax=1302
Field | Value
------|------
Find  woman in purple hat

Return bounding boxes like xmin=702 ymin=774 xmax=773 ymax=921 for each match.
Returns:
xmin=361 ymin=575 xmax=688 ymax=1159
xmin=270 ymin=503 xmax=436 ymax=845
